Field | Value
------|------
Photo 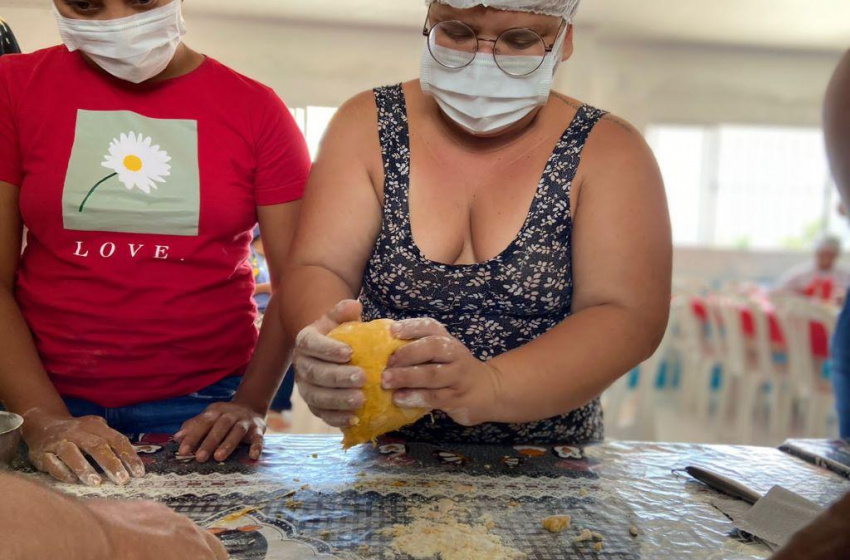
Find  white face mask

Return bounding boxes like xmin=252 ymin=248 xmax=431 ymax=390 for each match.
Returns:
xmin=52 ymin=1 xmax=187 ymax=84
xmin=420 ymin=24 xmax=567 ymax=135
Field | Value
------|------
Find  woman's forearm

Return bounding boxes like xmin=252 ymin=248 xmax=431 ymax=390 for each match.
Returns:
xmin=0 ymin=473 xmax=112 ymax=560
xmin=0 ymin=289 xmax=68 ymax=417
xmin=234 ymin=295 xmax=290 ymax=413
xmin=488 ymin=302 xmax=667 ymax=424
xmin=281 ymin=264 xmax=358 ymax=336
xmin=236 ymin=261 xmax=360 ymax=413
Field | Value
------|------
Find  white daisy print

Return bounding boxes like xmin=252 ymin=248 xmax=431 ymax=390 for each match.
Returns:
xmin=78 ymin=131 xmax=172 ymax=212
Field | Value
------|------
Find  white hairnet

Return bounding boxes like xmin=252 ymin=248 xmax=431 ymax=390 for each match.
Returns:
xmin=817 ymin=235 xmax=842 ymax=253
xmin=428 ymin=0 xmax=581 ymax=21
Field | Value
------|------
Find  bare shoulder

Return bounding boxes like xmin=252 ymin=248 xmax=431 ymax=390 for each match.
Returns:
xmin=584 ymin=111 xmax=657 ymax=172
xmin=571 ymin=108 xmax=663 ymax=202
xmin=549 ymin=92 xmax=645 ymax=149
xmin=326 ymin=89 xmax=379 ymax=138
xmin=315 ymin=88 xmax=380 ymax=165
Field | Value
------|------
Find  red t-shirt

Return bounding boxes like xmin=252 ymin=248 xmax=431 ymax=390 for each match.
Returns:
xmin=0 ymin=47 xmax=310 ymax=407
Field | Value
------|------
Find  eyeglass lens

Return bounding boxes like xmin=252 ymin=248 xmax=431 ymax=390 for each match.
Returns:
xmin=428 ymin=21 xmax=548 ymax=76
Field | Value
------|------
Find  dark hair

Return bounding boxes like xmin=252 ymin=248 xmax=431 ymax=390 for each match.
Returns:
xmin=0 ymin=17 xmax=22 ymax=56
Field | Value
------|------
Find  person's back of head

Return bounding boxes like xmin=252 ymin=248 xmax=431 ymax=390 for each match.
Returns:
xmin=826 ymin=51 xmax=850 ymax=198
xmin=815 ymin=235 xmax=842 ymax=272
xmin=0 ymin=17 xmax=22 ymax=56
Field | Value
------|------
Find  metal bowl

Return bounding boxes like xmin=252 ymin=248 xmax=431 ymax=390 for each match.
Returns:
xmin=0 ymin=411 xmax=23 ymax=467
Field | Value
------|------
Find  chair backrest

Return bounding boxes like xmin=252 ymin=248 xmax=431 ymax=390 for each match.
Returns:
xmin=702 ymin=294 xmax=751 ymax=376
xmin=669 ymin=295 xmax=704 ymax=356
xmin=772 ymin=296 xmax=839 ymax=391
xmin=703 ymin=295 xmax=726 ymax=355
xmin=742 ymin=296 xmax=776 ymax=379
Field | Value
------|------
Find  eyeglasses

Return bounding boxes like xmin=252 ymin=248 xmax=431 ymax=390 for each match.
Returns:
xmin=422 ymin=7 xmax=566 ymax=77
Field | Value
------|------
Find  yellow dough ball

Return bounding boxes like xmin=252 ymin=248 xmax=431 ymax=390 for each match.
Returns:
xmin=328 ymin=319 xmax=431 ymax=449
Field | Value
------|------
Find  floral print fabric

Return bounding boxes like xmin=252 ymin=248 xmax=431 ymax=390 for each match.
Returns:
xmin=361 ymin=84 xmax=608 ymax=444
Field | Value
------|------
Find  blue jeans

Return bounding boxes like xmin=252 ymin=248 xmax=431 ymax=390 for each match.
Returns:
xmin=63 ymin=376 xmax=243 ymax=436
xmin=832 ymin=292 xmax=850 ymax=438
xmin=269 ymin=366 xmax=295 ymax=412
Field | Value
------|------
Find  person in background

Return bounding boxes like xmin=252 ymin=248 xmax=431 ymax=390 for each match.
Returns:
xmin=250 ymin=225 xmax=295 ymax=431
xmin=250 ymin=225 xmax=272 ymax=318
xmin=284 ymin=0 xmax=671 ymax=443
xmin=825 ymin=50 xmax=850 ymax=439
xmin=0 ymin=0 xmax=310 ymax=487
xmin=774 ymin=236 xmax=850 ymax=302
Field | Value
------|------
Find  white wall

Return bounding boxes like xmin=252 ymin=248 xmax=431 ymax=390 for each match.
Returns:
xmin=673 ymin=247 xmax=835 ymax=289
xmin=2 ymin=5 xmax=847 ymax=287
xmin=589 ymin=39 xmax=844 ymax=130
xmin=3 ymin=6 xmax=844 ymax=125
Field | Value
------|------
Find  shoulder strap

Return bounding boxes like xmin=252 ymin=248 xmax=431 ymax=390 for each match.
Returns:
xmin=373 ymin=84 xmax=411 ymax=202
xmin=547 ymin=104 xmax=608 ymax=192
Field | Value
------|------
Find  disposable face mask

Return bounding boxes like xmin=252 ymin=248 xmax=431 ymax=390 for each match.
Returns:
xmin=420 ymin=25 xmax=567 ymax=134
xmin=53 ymin=0 xmax=186 ymax=84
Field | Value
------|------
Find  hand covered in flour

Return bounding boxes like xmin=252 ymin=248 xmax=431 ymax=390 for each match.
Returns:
xmin=382 ymin=318 xmax=503 ymax=426
xmin=87 ymin=499 xmax=229 ymax=560
xmin=22 ymin=410 xmax=145 ymax=487
xmin=771 ymin=492 xmax=850 ymax=560
xmin=293 ymin=299 xmax=364 ymax=428
xmin=174 ymin=400 xmax=266 ymax=463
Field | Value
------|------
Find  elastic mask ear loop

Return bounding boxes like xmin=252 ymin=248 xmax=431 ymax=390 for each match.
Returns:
xmin=550 ymin=20 xmax=569 ymax=74
xmin=536 ymin=21 xmax=569 ymax=103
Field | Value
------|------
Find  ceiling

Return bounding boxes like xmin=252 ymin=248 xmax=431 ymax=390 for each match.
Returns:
xmin=186 ymin=0 xmax=850 ymax=51
xmin=5 ymin=0 xmax=850 ymax=51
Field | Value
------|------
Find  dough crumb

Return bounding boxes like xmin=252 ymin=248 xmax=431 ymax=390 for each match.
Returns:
xmin=573 ymin=529 xmax=593 ymax=543
xmin=629 ymin=525 xmax=639 ymax=537
xmin=312 ymin=453 xmax=318 ymax=459
xmin=591 ymin=532 xmax=603 ymax=542
xmin=383 ymin=500 xmax=525 ymax=560
xmin=541 ymin=515 xmax=571 ymax=533
xmin=579 ymin=487 xmax=589 ymax=497
xmin=508 ymin=500 xmax=520 ymax=508
xmin=285 ymin=499 xmax=304 ymax=510
xmin=594 ymin=542 xmax=603 ymax=552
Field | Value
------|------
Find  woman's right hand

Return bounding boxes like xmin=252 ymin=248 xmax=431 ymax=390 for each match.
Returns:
xmin=23 ymin=410 xmax=145 ymax=486
xmin=87 ymin=499 xmax=229 ymax=560
xmin=293 ymin=300 xmax=365 ymax=428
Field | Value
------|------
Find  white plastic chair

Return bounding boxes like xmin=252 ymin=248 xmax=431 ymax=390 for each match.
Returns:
xmin=772 ymin=297 xmax=839 ymax=438
xmin=603 ymin=301 xmax=678 ymax=441
xmin=705 ymin=294 xmax=760 ymax=442
xmin=726 ymin=295 xmax=784 ymax=444
xmin=745 ymin=297 xmax=793 ymax=439
xmin=673 ymin=294 xmax=722 ymax=422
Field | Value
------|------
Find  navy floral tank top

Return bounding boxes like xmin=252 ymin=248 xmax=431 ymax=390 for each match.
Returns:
xmin=361 ymin=84 xmax=607 ymax=445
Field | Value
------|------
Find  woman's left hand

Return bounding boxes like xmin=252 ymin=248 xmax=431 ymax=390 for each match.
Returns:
xmin=173 ymin=401 xmax=266 ymax=463
xmin=382 ymin=318 xmax=504 ymax=426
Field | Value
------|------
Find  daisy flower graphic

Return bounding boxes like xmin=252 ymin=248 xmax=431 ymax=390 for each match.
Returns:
xmin=78 ymin=131 xmax=172 ymax=212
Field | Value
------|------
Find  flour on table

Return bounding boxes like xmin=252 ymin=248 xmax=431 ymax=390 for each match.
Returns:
xmin=383 ymin=499 xmax=526 ymax=560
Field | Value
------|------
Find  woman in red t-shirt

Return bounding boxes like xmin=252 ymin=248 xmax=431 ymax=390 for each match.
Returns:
xmin=0 ymin=0 xmax=310 ymax=487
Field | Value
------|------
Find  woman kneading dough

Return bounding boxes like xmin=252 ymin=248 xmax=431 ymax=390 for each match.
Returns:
xmin=284 ymin=0 xmax=671 ymax=445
